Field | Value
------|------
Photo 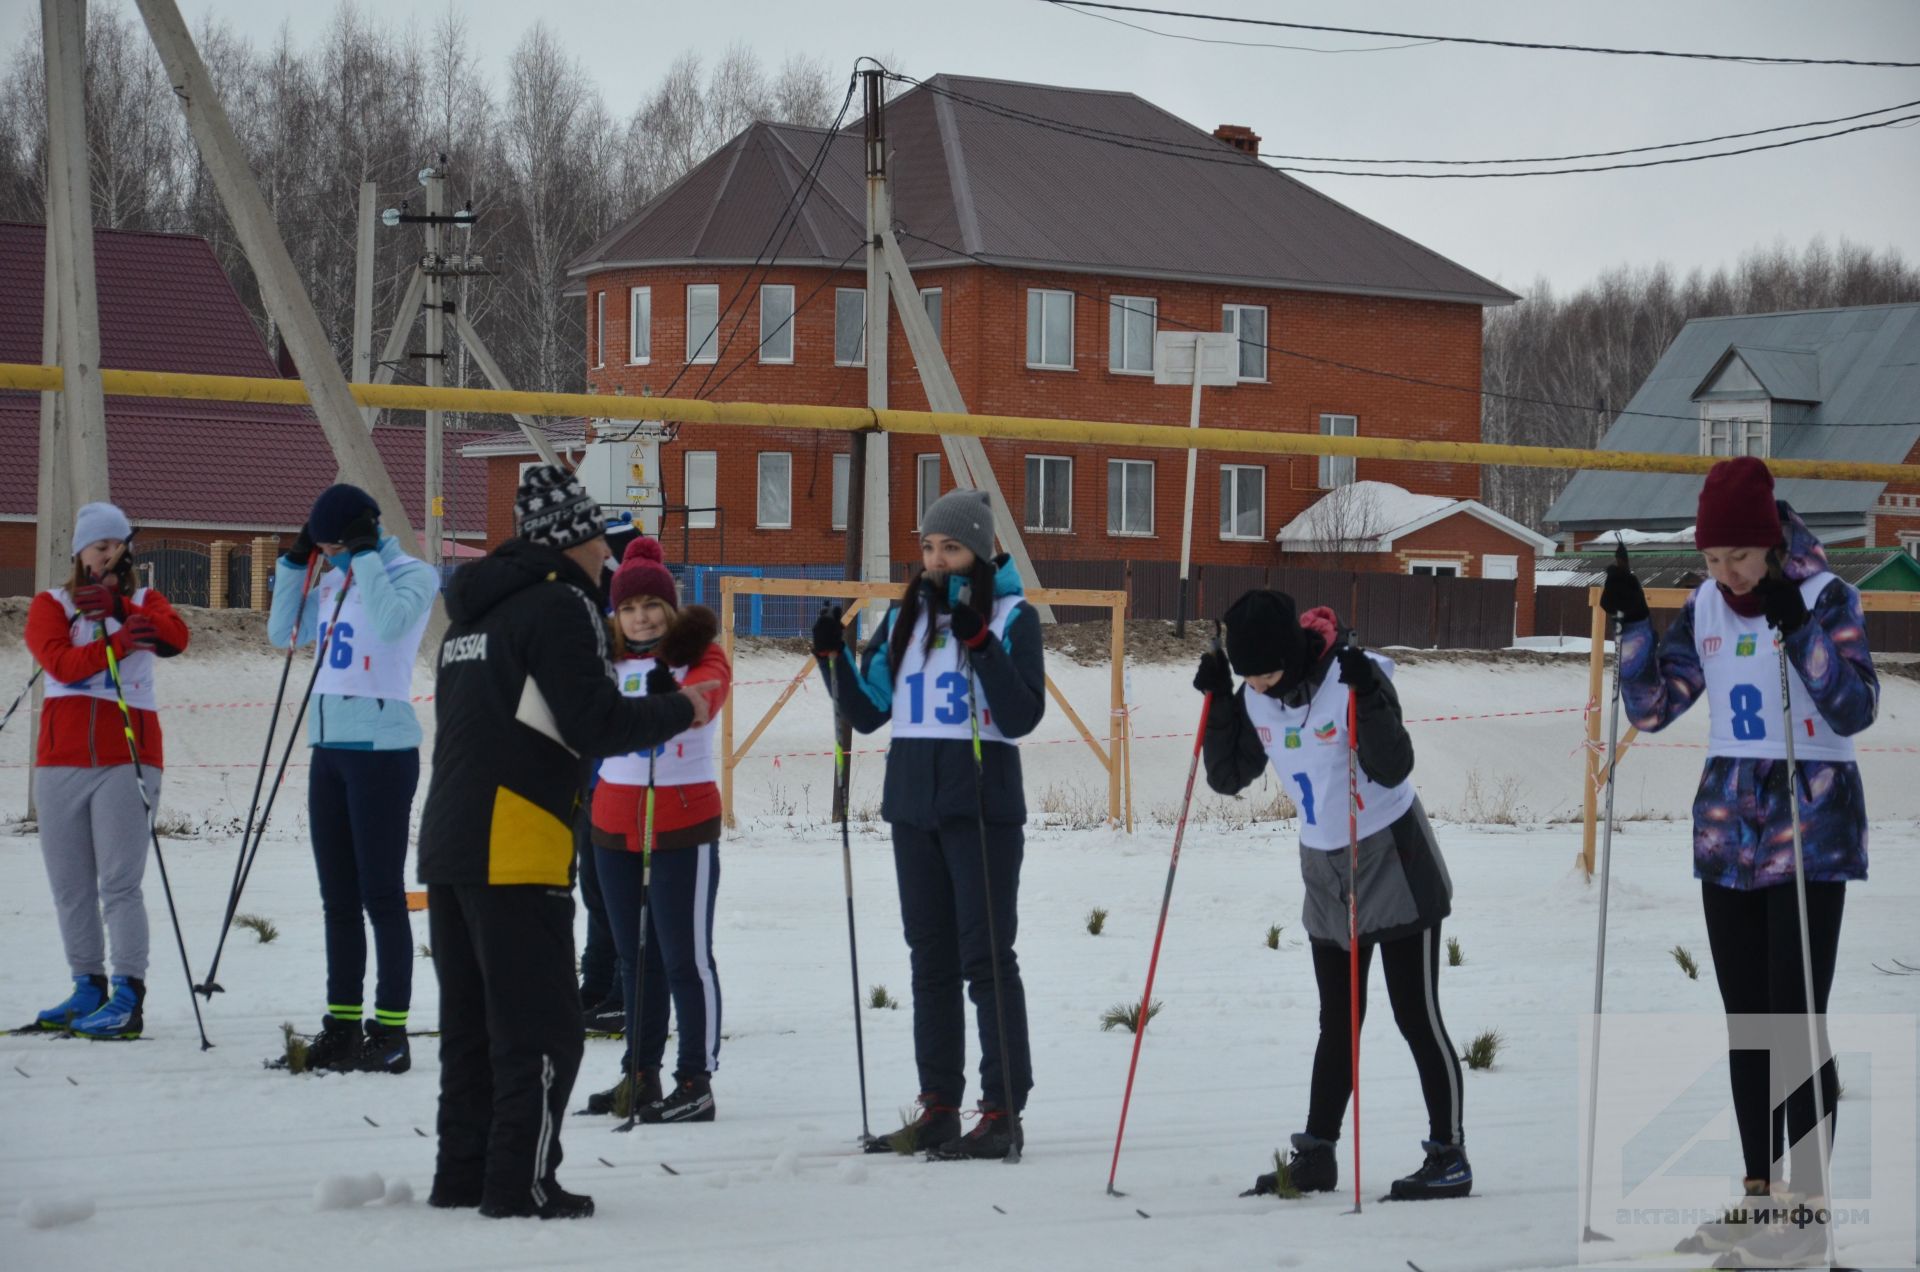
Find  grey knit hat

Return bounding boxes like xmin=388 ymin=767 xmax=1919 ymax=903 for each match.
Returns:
xmin=515 ymin=463 xmax=605 ymax=551
xmin=919 ymin=488 xmax=995 ymax=563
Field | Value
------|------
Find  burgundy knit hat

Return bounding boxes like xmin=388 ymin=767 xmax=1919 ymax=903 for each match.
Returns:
xmin=609 ymin=537 xmax=677 ymax=610
xmin=1694 ymin=457 xmax=1783 ymax=550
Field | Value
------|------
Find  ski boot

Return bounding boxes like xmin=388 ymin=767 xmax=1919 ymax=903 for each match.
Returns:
xmin=1245 ymin=1132 xmax=1337 ymax=1197
xmin=303 ymin=1015 xmax=365 ymax=1071
xmin=1711 ymin=1193 xmax=1830 ymax=1269
xmin=582 ymin=1066 xmax=661 ymax=1117
xmin=1388 ymin=1139 xmax=1472 ymax=1200
xmin=638 ymin=1071 xmax=715 ymax=1124
xmin=927 ymin=1103 xmax=1021 ymax=1161
xmin=865 ymin=1092 xmax=961 ymax=1155
xmin=34 ymin=974 xmax=109 ymax=1032
xmin=582 ymin=998 xmax=626 ymax=1038
xmin=71 ymin=976 xmax=145 ymax=1040
xmin=479 ymin=1183 xmax=594 ymax=1220
xmin=1674 ymin=1178 xmax=1774 ymax=1255
xmin=358 ymin=1021 xmax=411 ymax=1074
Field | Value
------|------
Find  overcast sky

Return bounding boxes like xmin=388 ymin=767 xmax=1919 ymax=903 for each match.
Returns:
xmin=12 ymin=0 xmax=1919 ymax=294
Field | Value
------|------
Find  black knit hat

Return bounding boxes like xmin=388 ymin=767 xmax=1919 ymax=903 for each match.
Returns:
xmin=1222 ymin=589 xmax=1306 ymax=680
xmin=515 ymin=464 xmax=605 ymax=551
xmin=308 ymin=483 xmax=379 ymax=545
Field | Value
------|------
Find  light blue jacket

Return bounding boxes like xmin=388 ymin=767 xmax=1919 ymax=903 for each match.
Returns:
xmin=267 ymin=536 xmax=439 ymax=751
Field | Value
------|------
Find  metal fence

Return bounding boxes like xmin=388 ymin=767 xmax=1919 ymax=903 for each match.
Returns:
xmin=138 ymin=539 xmax=212 ymax=608
xmin=675 ymin=563 xmax=849 ymax=638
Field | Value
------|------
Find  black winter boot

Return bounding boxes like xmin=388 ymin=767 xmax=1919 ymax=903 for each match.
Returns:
xmin=927 ymin=1104 xmax=1022 ymax=1161
xmin=1388 ymin=1139 xmax=1473 ymax=1200
xmin=582 ymin=1066 xmax=662 ymax=1117
xmin=581 ymin=998 xmax=626 ymax=1038
xmin=638 ymin=1071 xmax=715 ymax=1123
xmin=304 ymin=1016 xmax=364 ymax=1071
xmin=479 ymin=1183 xmax=594 ymax=1220
xmin=866 ymin=1092 xmax=962 ymax=1155
xmin=357 ymin=1021 xmax=411 ymax=1074
xmin=1244 ymin=1132 xmax=1338 ymax=1197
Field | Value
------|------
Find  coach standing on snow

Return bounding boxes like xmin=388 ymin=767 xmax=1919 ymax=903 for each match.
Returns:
xmin=418 ymin=464 xmax=719 ymax=1220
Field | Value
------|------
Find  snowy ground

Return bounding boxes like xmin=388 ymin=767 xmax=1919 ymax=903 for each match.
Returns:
xmin=2 ymin=618 xmax=1917 ymax=1271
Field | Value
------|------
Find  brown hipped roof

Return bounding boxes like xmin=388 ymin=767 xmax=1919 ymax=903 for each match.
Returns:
xmin=570 ymin=74 xmax=1515 ymax=307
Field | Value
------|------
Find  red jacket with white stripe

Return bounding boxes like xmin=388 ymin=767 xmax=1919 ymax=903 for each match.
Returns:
xmin=26 ymin=587 xmax=190 ymax=769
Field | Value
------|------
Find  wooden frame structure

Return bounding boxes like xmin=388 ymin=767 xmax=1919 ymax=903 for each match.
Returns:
xmin=717 ymin=577 xmax=1133 ymax=831
xmin=1579 ymin=584 xmax=1920 ymax=875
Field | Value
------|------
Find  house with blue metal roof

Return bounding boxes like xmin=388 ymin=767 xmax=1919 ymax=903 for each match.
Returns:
xmin=1544 ymin=302 xmax=1920 ymax=557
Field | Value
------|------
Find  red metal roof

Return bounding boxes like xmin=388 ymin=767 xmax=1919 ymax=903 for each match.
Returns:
xmin=1 ymin=221 xmax=492 ymax=534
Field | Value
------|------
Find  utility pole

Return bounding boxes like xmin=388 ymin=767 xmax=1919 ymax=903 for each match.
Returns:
xmin=423 ymin=158 xmax=446 ymax=568
xmin=860 ymin=69 xmax=891 ymax=589
xmin=353 ymin=181 xmax=376 ymax=395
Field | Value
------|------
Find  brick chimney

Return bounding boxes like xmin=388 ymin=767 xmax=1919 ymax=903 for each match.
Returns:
xmin=1212 ymin=124 xmax=1261 ymax=156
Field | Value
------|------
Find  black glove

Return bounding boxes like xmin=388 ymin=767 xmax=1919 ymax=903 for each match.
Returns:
xmin=1192 ymin=648 xmax=1233 ymax=698
xmin=73 ymin=582 xmax=126 ymax=623
xmin=949 ymin=602 xmax=987 ymax=647
xmin=812 ymin=605 xmax=846 ymax=658
xmin=339 ymin=510 xmax=380 ymax=558
xmin=1336 ymin=645 xmax=1379 ymax=695
xmin=645 ymin=662 xmax=679 ymax=696
xmin=284 ymin=525 xmax=315 ymax=568
xmin=1755 ymin=575 xmax=1810 ymax=635
xmin=917 ymin=573 xmax=950 ymax=615
xmin=1600 ymin=562 xmax=1649 ymax=623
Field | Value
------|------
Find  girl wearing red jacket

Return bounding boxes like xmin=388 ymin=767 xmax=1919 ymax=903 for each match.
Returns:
xmin=584 ymin=538 xmax=731 ymax=1122
xmin=24 ymin=503 xmax=190 ymax=1040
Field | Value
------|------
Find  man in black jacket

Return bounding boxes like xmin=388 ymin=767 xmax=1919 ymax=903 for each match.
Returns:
xmin=419 ymin=464 xmax=718 ymax=1220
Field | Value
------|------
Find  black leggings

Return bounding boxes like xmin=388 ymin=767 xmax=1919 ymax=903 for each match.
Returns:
xmin=1306 ymin=925 xmax=1463 ymax=1148
xmin=1700 ymin=880 xmax=1845 ymax=1189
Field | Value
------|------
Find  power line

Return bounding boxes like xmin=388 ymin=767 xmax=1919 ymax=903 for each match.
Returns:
xmin=894 ymin=73 xmax=1920 ymax=178
xmin=891 ymin=223 xmax=1920 ymax=431
xmin=698 ymin=241 xmax=867 ymax=399
xmin=1040 ymin=0 xmax=1920 ymax=68
xmin=1055 ymin=0 xmax=1437 ymax=53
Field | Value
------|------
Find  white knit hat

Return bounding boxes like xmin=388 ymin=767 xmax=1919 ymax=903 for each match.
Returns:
xmin=72 ymin=502 xmax=132 ymax=553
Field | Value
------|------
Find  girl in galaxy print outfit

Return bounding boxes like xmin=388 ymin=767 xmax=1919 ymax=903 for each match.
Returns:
xmin=1600 ymin=456 xmax=1877 ymax=1262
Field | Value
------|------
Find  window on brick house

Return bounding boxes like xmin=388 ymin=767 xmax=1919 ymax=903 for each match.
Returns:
xmin=687 ymin=284 xmax=719 ymax=363
xmin=1408 ymin=560 xmax=1461 ymax=577
xmin=921 ymin=288 xmax=943 ymax=341
xmin=1220 ymin=465 xmax=1265 ymax=540
xmin=757 ymin=452 xmax=792 ymax=529
xmin=759 ymin=284 xmax=794 ymax=363
xmin=835 ymin=289 xmax=865 ymax=365
xmin=1108 ymin=459 xmax=1154 ymax=535
xmin=916 ymin=453 xmax=942 ymax=528
xmin=1319 ymin=414 xmax=1357 ymax=488
xmin=1026 ymin=290 xmax=1074 ymax=369
xmin=593 ymin=291 xmax=605 ymax=368
xmin=1222 ymin=304 xmax=1267 ymax=381
xmin=684 ymin=451 xmax=717 ymax=529
xmin=831 ymin=453 xmax=850 ymax=531
xmin=628 ymin=287 xmax=651 ymax=363
xmin=1109 ymin=296 xmax=1156 ymax=374
xmin=1025 ymin=455 xmax=1072 ymax=531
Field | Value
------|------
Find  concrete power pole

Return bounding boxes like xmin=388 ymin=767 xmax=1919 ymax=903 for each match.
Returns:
xmin=860 ymin=70 xmax=892 ymax=589
xmin=422 ymin=160 xmax=446 ymax=568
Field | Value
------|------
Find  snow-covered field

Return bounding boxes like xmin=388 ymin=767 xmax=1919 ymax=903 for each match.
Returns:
xmin=2 ymin=618 xmax=1917 ymax=1271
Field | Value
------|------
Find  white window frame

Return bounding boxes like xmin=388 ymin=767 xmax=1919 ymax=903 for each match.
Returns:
xmin=1108 ymin=295 xmax=1157 ymax=375
xmin=758 ymin=284 xmax=795 ymax=364
xmin=628 ymin=287 xmax=651 ymax=364
xmin=756 ymin=452 xmax=792 ymax=530
xmin=1222 ymin=303 xmax=1268 ymax=382
xmin=1319 ymin=413 xmax=1357 ymax=488
xmin=831 ymin=452 xmax=850 ymax=531
xmin=834 ymin=288 xmax=866 ymax=366
xmin=1107 ymin=458 xmax=1155 ymax=536
xmin=1481 ymin=554 xmax=1519 ymax=581
xmin=1408 ymin=560 xmax=1462 ymax=577
xmin=593 ymin=291 xmax=605 ymax=368
xmin=1024 ymin=454 xmax=1073 ymax=532
xmin=1026 ymin=288 xmax=1074 ymax=370
xmin=686 ymin=284 xmax=719 ymax=364
xmin=1700 ymin=399 xmax=1770 ymax=458
xmin=921 ymin=287 xmax=943 ymax=341
xmin=1219 ymin=464 xmax=1266 ymax=541
xmin=1900 ymin=530 xmax=1920 ymax=561
xmin=683 ymin=451 xmax=717 ymax=529
xmin=916 ymin=453 xmax=942 ymax=528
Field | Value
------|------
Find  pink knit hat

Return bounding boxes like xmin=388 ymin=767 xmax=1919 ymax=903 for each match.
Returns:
xmin=608 ymin=537 xmax=677 ymax=610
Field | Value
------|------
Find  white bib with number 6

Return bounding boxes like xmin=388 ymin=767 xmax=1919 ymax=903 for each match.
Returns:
xmin=887 ymin=595 xmax=1021 ymax=743
xmin=312 ymin=560 xmax=432 ymax=701
xmin=1693 ymin=572 xmax=1853 ymax=763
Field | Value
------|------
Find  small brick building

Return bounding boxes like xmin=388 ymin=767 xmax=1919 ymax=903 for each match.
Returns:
xmin=528 ymin=74 xmax=1521 ymax=588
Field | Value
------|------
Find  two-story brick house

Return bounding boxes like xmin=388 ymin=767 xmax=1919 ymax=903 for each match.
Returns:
xmin=495 ymin=75 xmax=1528 ymax=587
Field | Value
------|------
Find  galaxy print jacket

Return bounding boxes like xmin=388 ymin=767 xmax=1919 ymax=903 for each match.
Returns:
xmin=1618 ymin=503 xmax=1879 ymax=890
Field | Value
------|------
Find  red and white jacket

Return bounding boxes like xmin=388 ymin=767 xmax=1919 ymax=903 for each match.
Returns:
xmin=590 ymin=641 xmax=731 ymax=853
xmin=26 ymin=586 xmax=190 ymax=769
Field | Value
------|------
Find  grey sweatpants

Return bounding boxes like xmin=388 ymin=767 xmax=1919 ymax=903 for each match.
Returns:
xmin=37 ymin=765 xmax=157 ymax=980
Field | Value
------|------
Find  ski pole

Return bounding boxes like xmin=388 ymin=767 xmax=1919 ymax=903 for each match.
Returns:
xmin=1106 ymin=635 xmax=1217 ymax=1197
xmin=101 ymin=632 xmax=213 ymax=1051
xmin=1582 ymin=538 xmax=1629 ymax=1243
xmin=967 ymin=659 xmax=1022 ymax=1164
xmin=823 ymin=647 xmax=874 ymax=1145
xmin=616 ymin=746 xmax=657 ymax=1134
xmin=1775 ymin=620 xmax=1837 ymax=1269
xmin=209 ymin=553 xmax=319 ymax=967
xmin=198 ymin=566 xmax=354 ymax=997
xmin=1345 ymin=660 xmax=1363 ymax=1215
xmin=0 ymin=667 xmax=44 ymax=737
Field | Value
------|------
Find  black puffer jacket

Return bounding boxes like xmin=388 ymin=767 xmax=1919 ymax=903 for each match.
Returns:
xmin=418 ymin=538 xmax=696 ymax=887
